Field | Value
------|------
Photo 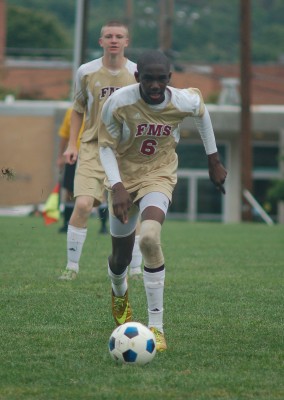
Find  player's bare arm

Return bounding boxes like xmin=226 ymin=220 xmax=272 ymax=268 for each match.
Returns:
xmin=64 ymin=110 xmax=84 ymax=164
xmin=208 ymin=152 xmax=227 ymax=194
xmin=112 ymin=182 xmax=133 ymax=224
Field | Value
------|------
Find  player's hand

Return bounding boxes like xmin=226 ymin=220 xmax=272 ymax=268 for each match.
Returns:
xmin=208 ymin=152 xmax=227 ymax=195
xmin=63 ymin=143 xmax=78 ymax=165
xmin=112 ymin=182 xmax=133 ymax=224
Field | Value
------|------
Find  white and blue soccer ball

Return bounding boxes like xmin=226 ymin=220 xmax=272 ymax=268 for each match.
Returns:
xmin=108 ymin=322 xmax=156 ymax=365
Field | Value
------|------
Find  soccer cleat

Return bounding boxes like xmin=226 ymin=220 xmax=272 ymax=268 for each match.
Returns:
xmin=112 ymin=289 xmax=132 ymax=326
xmin=58 ymin=269 xmax=77 ymax=281
xmin=150 ymin=327 xmax=167 ymax=352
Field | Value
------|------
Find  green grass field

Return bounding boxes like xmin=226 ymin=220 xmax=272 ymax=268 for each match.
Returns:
xmin=0 ymin=215 xmax=283 ymax=400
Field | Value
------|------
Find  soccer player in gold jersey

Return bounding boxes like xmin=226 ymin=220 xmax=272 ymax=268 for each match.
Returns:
xmin=99 ymin=50 xmax=227 ymax=351
xmin=58 ymin=21 xmax=142 ymax=280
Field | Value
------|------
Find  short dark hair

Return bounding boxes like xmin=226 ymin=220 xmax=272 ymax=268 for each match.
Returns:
xmin=100 ymin=20 xmax=129 ymax=37
xmin=137 ymin=50 xmax=170 ymax=73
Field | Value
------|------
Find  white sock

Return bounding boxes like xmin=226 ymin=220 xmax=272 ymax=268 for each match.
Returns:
xmin=129 ymin=235 xmax=142 ymax=275
xmin=66 ymin=225 xmax=87 ymax=273
xmin=143 ymin=267 xmax=165 ymax=332
xmin=108 ymin=265 xmax=128 ymax=297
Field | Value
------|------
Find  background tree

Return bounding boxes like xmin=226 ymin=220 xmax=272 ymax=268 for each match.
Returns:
xmin=7 ymin=6 xmax=72 ymax=58
xmin=5 ymin=0 xmax=284 ymax=63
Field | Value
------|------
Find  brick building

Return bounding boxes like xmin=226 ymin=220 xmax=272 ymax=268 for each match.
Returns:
xmin=1 ymin=59 xmax=284 ymax=105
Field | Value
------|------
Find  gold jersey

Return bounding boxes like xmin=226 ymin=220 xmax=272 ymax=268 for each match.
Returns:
xmin=58 ymin=107 xmax=84 ymax=150
xmin=73 ymin=57 xmax=137 ymax=143
xmin=99 ymin=84 xmax=205 ymax=200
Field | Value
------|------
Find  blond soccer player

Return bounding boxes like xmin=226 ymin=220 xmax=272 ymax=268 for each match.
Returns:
xmin=59 ymin=21 xmax=142 ymax=280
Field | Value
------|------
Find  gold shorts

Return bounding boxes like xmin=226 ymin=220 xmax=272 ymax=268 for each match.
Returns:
xmin=74 ymin=140 xmax=106 ymax=206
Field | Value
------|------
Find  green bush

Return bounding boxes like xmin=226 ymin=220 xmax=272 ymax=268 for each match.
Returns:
xmin=268 ymin=180 xmax=284 ymax=202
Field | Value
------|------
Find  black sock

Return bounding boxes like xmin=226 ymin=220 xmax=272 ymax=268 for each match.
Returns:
xmin=64 ymin=204 xmax=74 ymax=227
xmin=98 ymin=205 xmax=108 ymax=230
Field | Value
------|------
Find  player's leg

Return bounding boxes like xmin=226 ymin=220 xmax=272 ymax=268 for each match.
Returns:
xmin=58 ymin=163 xmax=76 ymax=233
xmin=108 ymin=209 xmax=139 ymax=325
xmin=59 ymin=141 xmax=105 ymax=280
xmin=59 ymin=197 xmax=74 ymax=233
xmin=58 ymin=194 xmax=94 ymax=280
xmin=139 ymin=192 xmax=170 ymax=351
xmin=128 ymin=217 xmax=143 ymax=277
xmin=98 ymin=191 xmax=108 ymax=234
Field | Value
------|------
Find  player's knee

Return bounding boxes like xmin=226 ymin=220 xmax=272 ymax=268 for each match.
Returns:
xmin=111 ymin=250 xmax=132 ymax=272
xmin=139 ymin=220 xmax=164 ymax=268
xmin=139 ymin=220 xmax=161 ymax=253
xmin=75 ymin=196 xmax=93 ymax=216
